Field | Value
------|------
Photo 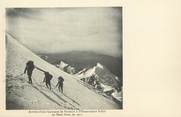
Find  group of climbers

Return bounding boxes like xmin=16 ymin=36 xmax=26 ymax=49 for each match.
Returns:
xmin=24 ymin=60 xmax=64 ymax=92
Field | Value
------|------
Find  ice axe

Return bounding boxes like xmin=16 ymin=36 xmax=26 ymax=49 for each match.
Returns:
xmin=35 ymin=66 xmax=46 ymax=73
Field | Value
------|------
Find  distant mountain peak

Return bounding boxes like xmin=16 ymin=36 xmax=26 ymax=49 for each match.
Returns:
xmin=96 ymin=62 xmax=104 ymax=69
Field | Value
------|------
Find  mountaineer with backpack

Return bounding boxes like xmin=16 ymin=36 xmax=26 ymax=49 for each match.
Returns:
xmin=43 ymin=71 xmax=53 ymax=90
xmin=56 ymin=76 xmax=64 ymax=92
xmin=24 ymin=60 xmax=35 ymax=84
xmin=35 ymin=66 xmax=53 ymax=90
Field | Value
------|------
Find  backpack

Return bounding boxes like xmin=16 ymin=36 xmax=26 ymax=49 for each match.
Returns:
xmin=27 ymin=61 xmax=35 ymax=69
xmin=58 ymin=76 xmax=64 ymax=82
xmin=44 ymin=72 xmax=53 ymax=81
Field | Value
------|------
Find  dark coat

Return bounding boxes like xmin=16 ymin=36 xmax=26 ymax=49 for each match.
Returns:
xmin=24 ymin=61 xmax=35 ymax=75
xmin=44 ymin=72 xmax=53 ymax=83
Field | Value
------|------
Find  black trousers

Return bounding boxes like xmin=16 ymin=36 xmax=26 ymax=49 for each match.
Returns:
xmin=58 ymin=84 xmax=63 ymax=92
xmin=46 ymin=81 xmax=51 ymax=90
xmin=27 ymin=71 xmax=33 ymax=84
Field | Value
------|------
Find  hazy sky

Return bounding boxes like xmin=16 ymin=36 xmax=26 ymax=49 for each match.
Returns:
xmin=6 ymin=8 xmax=122 ymax=57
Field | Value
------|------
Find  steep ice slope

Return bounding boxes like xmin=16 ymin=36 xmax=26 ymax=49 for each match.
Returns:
xmin=6 ymin=33 xmax=120 ymax=109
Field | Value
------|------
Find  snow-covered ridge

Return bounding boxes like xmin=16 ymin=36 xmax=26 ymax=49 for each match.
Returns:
xmin=96 ymin=63 xmax=104 ymax=69
xmin=75 ymin=61 xmax=122 ymax=103
xmin=76 ymin=63 xmax=104 ymax=78
xmin=76 ymin=62 xmax=119 ymax=88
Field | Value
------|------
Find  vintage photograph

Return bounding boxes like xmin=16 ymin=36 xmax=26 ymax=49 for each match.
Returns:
xmin=5 ymin=7 xmax=122 ymax=110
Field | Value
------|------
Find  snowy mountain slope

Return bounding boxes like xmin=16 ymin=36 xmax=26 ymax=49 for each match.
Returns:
xmin=6 ymin=33 xmax=120 ymax=109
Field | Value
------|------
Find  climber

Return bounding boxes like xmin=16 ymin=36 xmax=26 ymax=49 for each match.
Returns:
xmin=56 ymin=76 xmax=64 ymax=92
xmin=43 ymin=71 xmax=53 ymax=90
xmin=24 ymin=60 xmax=35 ymax=84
